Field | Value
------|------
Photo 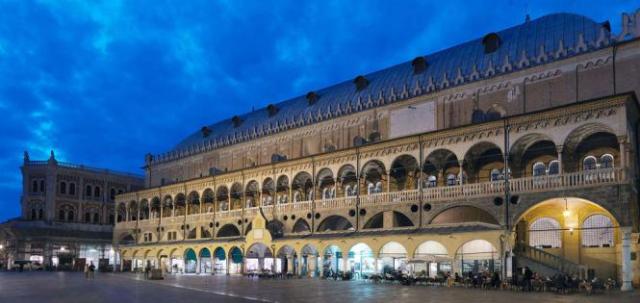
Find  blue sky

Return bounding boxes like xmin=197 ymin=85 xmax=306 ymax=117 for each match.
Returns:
xmin=0 ymin=0 xmax=637 ymax=222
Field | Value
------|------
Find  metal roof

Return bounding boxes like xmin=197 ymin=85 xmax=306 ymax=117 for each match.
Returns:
xmin=159 ymin=13 xmax=611 ymax=163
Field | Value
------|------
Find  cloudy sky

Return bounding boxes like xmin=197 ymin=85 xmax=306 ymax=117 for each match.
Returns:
xmin=0 ymin=0 xmax=636 ymax=221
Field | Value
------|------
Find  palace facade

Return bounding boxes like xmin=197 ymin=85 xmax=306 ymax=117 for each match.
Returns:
xmin=0 ymin=152 xmax=144 ymax=271
xmin=113 ymin=11 xmax=640 ymax=289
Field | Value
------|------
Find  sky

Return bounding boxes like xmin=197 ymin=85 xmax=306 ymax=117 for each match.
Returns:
xmin=0 ymin=0 xmax=637 ymax=222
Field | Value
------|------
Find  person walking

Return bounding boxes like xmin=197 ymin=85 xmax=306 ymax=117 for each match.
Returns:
xmin=523 ymin=266 xmax=533 ymax=291
xmin=84 ymin=263 xmax=89 ymax=279
xmin=88 ymin=261 xmax=95 ymax=279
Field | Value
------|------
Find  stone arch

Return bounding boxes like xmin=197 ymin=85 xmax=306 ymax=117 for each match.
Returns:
xmin=230 ymin=183 xmax=243 ymax=210
xmin=266 ymin=219 xmax=285 ymax=238
xmin=150 ymin=197 xmax=161 ymax=218
xmin=423 ymin=148 xmax=460 ymax=187
xmin=562 ymin=123 xmax=619 ymax=172
xmin=202 ymin=189 xmax=214 ymax=213
xmin=216 ymin=185 xmax=229 ymax=211
xmin=292 ymin=218 xmax=311 ymax=233
xmin=187 ymin=191 xmax=200 ymax=215
xmin=292 ymin=171 xmax=313 ymax=202
xmin=276 ymin=175 xmax=290 ymax=204
xmin=139 ymin=199 xmax=149 ymax=220
xmin=361 ymin=159 xmax=386 ymax=194
xmin=316 ymin=168 xmax=335 ymax=199
xmin=184 ymin=248 xmax=197 ymax=273
xmin=509 ymin=133 xmax=557 ymax=177
xmin=454 ymin=239 xmax=499 ymax=274
xmin=429 ymin=205 xmax=499 ymax=225
xmin=216 ymin=224 xmax=240 ymax=238
xmin=262 ymin=178 xmax=275 ymax=206
xmin=363 ymin=211 xmax=414 ymax=229
xmin=317 ymin=215 xmax=353 ymax=232
xmin=414 ymin=240 xmax=449 ymax=260
xmin=390 ymin=154 xmax=419 ymax=191
xmin=462 ymin=141 xmax=504 ymax=183
xmin=337 ymin=164 xmax=357 ymax=197
xmin=244 ymin=180 xmax=259 ymax=208
xmin=174 ymin=193 xmax=186 ymax=216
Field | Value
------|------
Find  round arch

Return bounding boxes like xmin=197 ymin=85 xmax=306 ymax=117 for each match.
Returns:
xmin=379 ymin=241 xmax=408 ymax=273
xmin=348 ymin=243 xmax=375 ymax=278
xmin=317 ymin=215 xmax=353 ymax=232
xmin=429 ymin=206 xmax=499 ymax=225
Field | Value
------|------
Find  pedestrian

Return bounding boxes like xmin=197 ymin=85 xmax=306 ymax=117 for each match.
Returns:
xmin=84 ymin=263 xmax=89 ymax=279
xmin=88 ymin=261 xmax=95 ymax=279
xmin=145 ymin=261 xmax=151 ymax=279
xmin=523 ymin=266 xmax=533 ymax=291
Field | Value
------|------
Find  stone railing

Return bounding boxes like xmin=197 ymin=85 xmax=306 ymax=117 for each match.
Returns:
xmin=116 ymin=168 xmax=626 ymax=230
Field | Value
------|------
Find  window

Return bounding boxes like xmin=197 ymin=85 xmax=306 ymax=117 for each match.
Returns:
xmin=110 ymin=188 xmax=116 ymax=201
xmin=367 ymin=183 xmax=375 ymax=194
xmin=427 ymin=175 xmax=437 ymax=187
xmin=59 ymin=210 xmax=65 ymax=221
xmin=85 ymin=212 xmax=91 ymax=223
xmin=548 ymin=161 xmax=559 ymax=175
xmin=31 ymin=209 xmax=36 ymax=220
xmin=600 ymin=154 xmax=614 ymax=169
xmin=39 ymin=180 xmax=45 ymax=192
xmin=69 ymin=183 xmax=76 ymax=195
xmin=32 ymin=180 xmax=38 ymax=192
xmin=582 ymin=215 xmax=614 ymax=247
xmin=529 ymin=217 xmax=562 ymax=248
xmin=86 ymin=185 xmax=92 ymax=197
xmin=60 ymin=182 xmax=67 ymax=194
xmin=93 ymin=213 xmax=99 ymax=223
xmin=109 ymin=214 xmax=115 ymax=225
xmin=94 ymin=186 xmax=101 ymax=198
xmin=38 ymin=209 xmax=43 ymax=219
xmin=490 ymin=169 xmax=502 ymax=181
xmin=68 ymin=211 xmax=74 ymax=221
xmin=532 ymin=162 xmax=546 ymax=177
xmin=583 ymin=156 xmax=597 ymax=170
xmin=446 ymin=174 xmax=457 ymax=186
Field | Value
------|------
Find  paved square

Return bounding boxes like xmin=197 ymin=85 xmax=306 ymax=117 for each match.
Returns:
xmin=0 ymin=272 xmax=638 ymax=303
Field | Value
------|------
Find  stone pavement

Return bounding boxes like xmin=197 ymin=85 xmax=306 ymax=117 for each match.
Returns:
xmin=0 ymin=272 xmax=638 ymax=303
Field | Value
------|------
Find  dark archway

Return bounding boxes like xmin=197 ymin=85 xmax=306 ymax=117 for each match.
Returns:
xmin=317 ymin=215 xmax=353 ymax=232
xmin=292 ymin=219 xmax=311 ymax=233
xmin=216 ymin=224 xmax=240 ymax=237
xmin=430 ymin=206 xmax=498 ymax=225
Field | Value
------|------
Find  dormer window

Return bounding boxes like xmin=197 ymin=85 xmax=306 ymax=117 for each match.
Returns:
xmin=267 ymin=104 xmax=278 ymax=117
xmin=201 ymin=126 xmax=212 ymax=137
xmin=231 ymin=116 xmax=243 ymax=127
xmin=353 ymin=75 xmax=369 ymax=91
xmin=482 ymin=33 xmax=501 ymax=54
xmin=306 ymin=91 xmax=319 ymax=105
xmin=411 ymin=56 xmax=427 ymax=74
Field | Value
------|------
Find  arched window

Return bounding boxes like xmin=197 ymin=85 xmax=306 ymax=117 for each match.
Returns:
xmin=582 ymin=215 xmax=614 ymax=247
xmin=60 ymin=182 xmax=67 ymax=194
xmin=38 ymin=209 xmax=43 ymax=219
xmin=367 ymin=183 xmax=375 ymax=194
xmin=110 ymin=188 xmax=116 ymax=201
xmin=529 ymin=217 xmax=562 ymax=248
xmin=583 ymin=156 xmax=597 ymax=170
xmin=31 ymin=209 xmax=36 ymax=220
xmin=85 ymin=212 xmax=91 ymax=223
xmin=59 ymin=210 xmax=65 ymax=221
xmin=548 ymin=160 xmax=559 ymax=175
xmin=39 ymin=180 xmax=45 ymax=192
xmin=374 ymin=181 xmax=383 ymax=193
xmin=600 ymin=154 xmax=614 ymax=169
xmin=94 ymin=186 xmax=101 ymax=198
xmin=69 ymin=183 xmax=76 ymax=195
xmin=68 ymin=210 xmax=74 ymax=221
xmin=32 ymin=180 xmax=38 ymax=192
xmin=427 ymin=175 xmax=437 ymax=187
xmin=532 ymin=162 xmax=546 ymax=177
xmin=86 ymin=185 xmax=92 ymax=197
xmin=490 ymin=169 xmax=502 ymax=181
xmin=93 ymin=213 xmax=99 ymax=224
xmin=446 ymin=174 xmax=457 ymax=186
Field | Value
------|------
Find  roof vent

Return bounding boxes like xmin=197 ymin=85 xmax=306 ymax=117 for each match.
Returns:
xmin=353 ymin=75 xmax=369 ymax=91
xmin=411 ymin=56 xmax=428 ymax=74
xmin=306 ymin=91 xmax=319 ymax=105
xmin=266 ymin=104 xmax=279 ymax=117
xmin=201 ymin=126 xmax=212 ymax=137
xmin=231 ymin=116 xmax=243 ymax=127
xmin=482 ymin=33 xmax=502 ymax=54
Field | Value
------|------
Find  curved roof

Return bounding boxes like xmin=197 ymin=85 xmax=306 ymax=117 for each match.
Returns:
xmin=160 ymin=13 xmax=611 ymax=163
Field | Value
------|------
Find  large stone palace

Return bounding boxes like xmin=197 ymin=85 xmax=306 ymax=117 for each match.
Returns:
xmin=0 ymin=152 xmax=144 ymax=271
xmin=113 ymin=11 xmax=640 ymax=289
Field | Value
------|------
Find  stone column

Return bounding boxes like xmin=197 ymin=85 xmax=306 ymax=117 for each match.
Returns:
xmin=621 ymin=227 xmax=634 ymax=291
xmin=458 ymin=160 xmax=464 ymax=185
xmin=618 ymin=136 xmax=627 ymax=168
xmin=196 ymin=257 xmax=201 ymax=274
xmin=556 ymin=145 xmax=563 ymax=174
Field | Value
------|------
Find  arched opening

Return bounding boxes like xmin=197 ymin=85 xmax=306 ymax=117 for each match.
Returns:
xmin=379 ymin=242 xmax=408 ymax=274
xmin=199 ymin=248 xmax=212 ymax=273
xmin=292 ymin=218 xmax=311 ymax=233
xmin=276 ymin=245 xmax=297 ymax=274
xmin=202 ymin=189 xmax=214 ymax=213
xmin=230 ymin=183 xmax=243 ymax=210
xmin=361 ymin=160 xmax=386 ymax=194
xmin=322 ymin=245 xmax=343 ymax=277
xmin=245 ymin=243 xmax=273 ymax=273
xmin=423 ymin=149 xmax=460 ymax=187
xmin=563 ymin=124 xmax=619 ymax=173
xmin=301 ymin=244 xmax=319 ymax=277
xmin=188 ymin=191 xmax=200 ymax=215
xmin=276 ymin=175 xmax=289 ymax=204
xmin=455 ymin=240 xmax=498 ymax=276
xmin=390 ymin=155 xmax=419 ymax=191
xmin=513 ymin=197 xmax=620 ymax=279
xmin=184 ymin=248 xmax=197 ymax=273
xmin=162 ymin=195 xmax=173 ymax=218
xmin=463 ymin=142 xmax=503 ymax=183
xmin=292 ymin=172 xmax=313 ymax=202
xmin=413 ymin=241 xmax=451 ymax=278
xmin=150 ymin=197 xmax=161 ymax=219
xmin=216 ymin=186 xmax=229 ymax=211
xmin=139 ymin=199 xmax=149 ymax=220
xmin=216 ymin=224 xmax=240 ymax=238
xmin=509 ymin=134 xmax=557 ymax=178
xmin=213 ymin=247 xmax=226 ymax=274
xmin=128 ymin=201 xmax=138 ymax=221
xmin=245 ymin=181 xmax=259 ymax=208
xmin=174 ymin=194 xmax=186 ymax=217
xmin=316 ymin=168 xmax=335 ymax=200
xmin=317 ymin=215 xmax=353 ymax=232
xmin=363 ymin=211 xmax=413 ymax=229
xmin=261 ymin=178 xmax=275 ymax=206
xmin=348 ymin=243 xmax=375 ymax=279
xmin=229 ymin=246 xmax=243 ymax=274
xmin=338 ymin=164 xmax=357 ymax=197
xmin=430 ymin=206 xmax=498 ymax=225
xmin=266 ymin=220 xmax=284 ymax=239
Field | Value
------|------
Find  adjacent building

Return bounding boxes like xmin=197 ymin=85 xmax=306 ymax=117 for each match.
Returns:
xmin=0 ymin=151 xmax=144 ymax=270
xmin=113 ymin=11 xmax=640 ymax=289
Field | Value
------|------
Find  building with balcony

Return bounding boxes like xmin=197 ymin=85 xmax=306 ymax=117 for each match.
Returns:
xmin=113 ymin=11 xmax=640 ymax=289
xmin=0 ymin=151 xmax=144 ymax=271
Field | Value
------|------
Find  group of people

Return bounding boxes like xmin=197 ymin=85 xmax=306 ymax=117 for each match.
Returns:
xmin=518 ymin=266 xmax=616 ymax=294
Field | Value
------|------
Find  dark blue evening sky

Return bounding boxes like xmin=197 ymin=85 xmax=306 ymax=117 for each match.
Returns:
xmin=0 ymin=0 xmax=637 ymax=222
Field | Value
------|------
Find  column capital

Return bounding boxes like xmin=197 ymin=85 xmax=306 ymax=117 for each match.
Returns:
xmin=555 ymin=144 xmax=564 ymax=153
